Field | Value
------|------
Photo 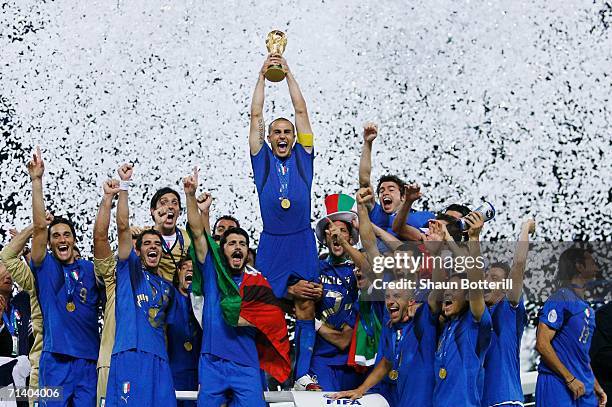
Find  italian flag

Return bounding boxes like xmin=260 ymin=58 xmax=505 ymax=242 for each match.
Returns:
xmin=188 ymin=228 xmax=291 ymax=383
xmin=348 ymin=299 xmax=382 ymax=372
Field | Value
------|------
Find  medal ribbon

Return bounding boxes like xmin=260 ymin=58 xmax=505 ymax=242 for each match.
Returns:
xmin=274 ymin=157 xmax=290 ymax=201
xmin=140 ymin=268 xmax=164 ymax=316
xmin=2 ymin=308 xmax=17 ymax=337
xmin=392 ymin=323 xmax=411 ymax=374
xmin=181 ymin=295 xmax=195 ymax=347
xmin=436 ymin=316 xmax=461 ymax=376
xmin=63 ymin=263 xmax=82 ymax=306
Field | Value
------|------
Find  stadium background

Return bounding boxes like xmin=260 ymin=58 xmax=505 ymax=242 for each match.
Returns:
xmin=1 ymin=0 xmax=610 ymax=374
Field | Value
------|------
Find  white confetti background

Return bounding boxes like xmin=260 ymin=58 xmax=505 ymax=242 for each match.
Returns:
xmin=1 ymin=0 xmax=611 ymax=374
xmin=2 ymin=0 xmax=611 ymax=246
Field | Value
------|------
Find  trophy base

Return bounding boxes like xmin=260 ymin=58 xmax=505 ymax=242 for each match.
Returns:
xmin=264 ymin=66 xmax=286 ymax=82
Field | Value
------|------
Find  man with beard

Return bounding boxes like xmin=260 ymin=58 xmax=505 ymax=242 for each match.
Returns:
xmin=106 ymin=164 xmax=178 ymax=406
xmin=308 ymin=194 xmax=363 ymax=391
xmin=183 ymin=168 xmax=265 ymax=407
xmin=429 ymin=214 xmax=493 ymax=407
xmin=167 ymin=258 xmax=202 ymax=407
xmin=359 ymin=123 xmax=435 ymax=243
xmin=249 ymin=54 xmax=321 ymax=389
xmin=481 ymin=219 xmax=535 ymax=407
xmin=27 ymin=147 xmax=100 ymax=406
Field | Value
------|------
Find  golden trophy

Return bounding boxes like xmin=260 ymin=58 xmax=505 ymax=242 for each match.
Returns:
xmin=264 ymin=30 xmax=288 ymax=82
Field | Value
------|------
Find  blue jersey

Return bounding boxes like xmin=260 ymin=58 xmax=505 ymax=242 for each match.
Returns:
xmin=199 ymin=252 xmax=258 ymax=368
xmin=433 ymin=308 xmax=492 ymax=407
xmin=538 ymin=288 xmax=596 ymax=390
xmin=31 ymin=253 xmax=99 ymax=360
xmin=251 ymin=143 xmax=313 ymax=235
xmin=314 ymin=259 xmax=358 ymax=364
xmin=382 ymin=304 xmax=437 ymax=407
xmin=483 ymin=297 xmax=527 ymax=406
xmin=113 ymin=250 xmax=177 ymax=360
xmin=167 ymin=290 xmax=202 ymax=374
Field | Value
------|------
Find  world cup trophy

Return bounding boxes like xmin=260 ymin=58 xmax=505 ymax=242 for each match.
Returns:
xmin=264 ymin=30 xmax=288 ymax=82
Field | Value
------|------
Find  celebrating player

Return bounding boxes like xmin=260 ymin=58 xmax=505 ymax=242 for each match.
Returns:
xmin=184 ymin=168 xmax=266 ymax=407
xmin=249 ymin=53 xmax=321 ymax=389
xmin=536 ymin=247 xmax=607 ymax=407
xmin=481 ymin=219 xmax=535 ymax=407
xmin=28 ymin=147 xmax=100 ymax=405
xmin=106 ymin=164 xmax=178 ymax=406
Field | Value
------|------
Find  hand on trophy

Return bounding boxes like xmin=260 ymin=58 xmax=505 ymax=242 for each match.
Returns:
xmin=263 ymin=30 xmax=288 ymax=82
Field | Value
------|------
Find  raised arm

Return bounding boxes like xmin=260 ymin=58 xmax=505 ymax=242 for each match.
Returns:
xmin=116 ymin=164 xmax=133 ymax=261
xmin=94 ymin=179 xmax=120 ymax=260
xmin=196 ymin=192 xmax=213 ymax=236
xmin=183 ymin=168 xmax=208 ymax=263
xmin=27 ymin=147 xmax=47 ymax=266
xmin=392 ymin=184 xmax=426 ymax=242
xmin=249 ymin=57 xmax=274 ymax=155
xmin=507 ymin=218 xmax=535 ymax=305
xmin=465 ymin=212 xmax=486 ymax=321
xmin=279 ymin=56 xmax=313 ymax=153
xmin=359 ymin=123 xmax=377 ymax=189
xmin=356 ymin=188 xmax=380 ymax=266
xmin=427 ymin=220 xmax=448 ymax=315
xmin=1 ymin=226 xmax=36 ymax=292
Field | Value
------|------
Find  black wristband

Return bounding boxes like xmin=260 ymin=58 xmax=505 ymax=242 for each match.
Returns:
xmin=566 ymin=376 xmax=576 ymax=385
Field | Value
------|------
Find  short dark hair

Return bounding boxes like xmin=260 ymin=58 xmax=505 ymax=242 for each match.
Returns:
xmin=248 ymin=247 xmax=257 ymax=264
xmin=48 ymin=216 xmax=78 ymax=242
xmin=444 ymin=204 xmax=471 ymax=218
xmin=150 ymin=187 xmax=182 ymax=210
xmin=489 ymin=261 xmax=511 ymax=277
xmin=268 ymin=117 xmax=295 ymax=135
xmin=213 ymin=215 xmax=240 ymax=234
xmin=376 ymin=175 xmax=405 ymax=196
xmin=219 ymin=227 xmax=250 ymax=253
xmin=556 ymin=247 xmax=591 ymax=287
xmin=135 ymin=229 xmax=163 ymax=251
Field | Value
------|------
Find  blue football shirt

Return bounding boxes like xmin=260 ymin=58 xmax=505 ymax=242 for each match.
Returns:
xmin=251 ymin=143 xmax=313 ymax=235
xmin=538 ymin=288 xmax=596 ymax=390
xmin=314 ymin=259 xmax=358 ymax=365
xmin=31 ymin=253 xmax=100 ymax=360
xmin=379 ymin=304 xmax=437 ymax=407
xmin=433 ymin=307 xmax=492 ymax=407
xmin=167 ymin=290 xmax=202 ymax=374
xmin=482 ymin=297 xmax=527 ymax=406
xmin=199 ymin=252 xmax=258 ymax=368
xmin=112 ymin=250 xmax=177 ymax=360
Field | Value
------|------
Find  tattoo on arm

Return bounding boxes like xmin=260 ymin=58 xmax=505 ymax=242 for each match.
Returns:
xmin=258 ymin=118 xmax=265 ymax=145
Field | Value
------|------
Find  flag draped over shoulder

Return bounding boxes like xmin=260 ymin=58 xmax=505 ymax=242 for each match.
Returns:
xmin=348 ymin=299 xmax=381 ymax=373
xmin=187 ymin=227 xmax=291 ymax=383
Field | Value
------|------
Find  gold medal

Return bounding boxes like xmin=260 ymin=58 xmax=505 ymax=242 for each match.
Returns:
xmin=184 ymin=341 xmax=193 ymax=351
xmin=66 ymin=302 xmax=76 ymax=312
xmin=148 ymin=308 xmax=159 ymax=319
xmin=439 ymin=368 xmax=447 ymax=379
xmin=280 ymin=198 xmax=291 ymax=210
xmin=388 ymin=370 xmax=399 ymax=381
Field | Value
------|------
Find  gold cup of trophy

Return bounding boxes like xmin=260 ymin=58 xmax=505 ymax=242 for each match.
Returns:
xmin=264 ymin=30 xmax=288 ymax=82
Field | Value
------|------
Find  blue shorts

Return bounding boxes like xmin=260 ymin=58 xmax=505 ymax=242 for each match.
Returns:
xmin=309 ymin=357 xmax=364 ymax=391
xmin=256 ymin=228 xmax=319 ymax=298
xmin=38 ymin=351 xmax=96 ymax=407
xmin=173 ymin=369 xmax=197 ymax=407
xmin=106 ymin=350 xmax=176 ymax=407
xmin=536 ymin=372 xmax=597 ymax=407
xmin=198 ymin=354 xmax=265 ymax=407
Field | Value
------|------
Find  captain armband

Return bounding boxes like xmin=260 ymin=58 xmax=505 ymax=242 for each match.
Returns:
xmin=297 ymin=133 xmax=313 ymax=147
